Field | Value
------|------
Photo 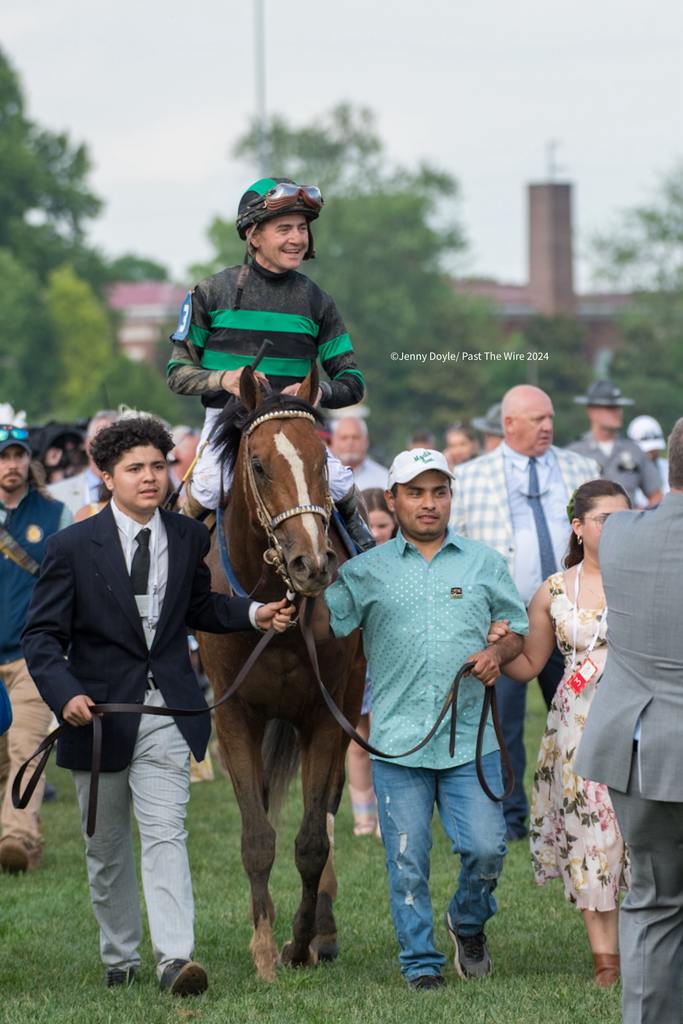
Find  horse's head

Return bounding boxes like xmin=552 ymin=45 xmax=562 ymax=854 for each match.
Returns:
xmin=235 ymin=364 xmax=335 ymax=596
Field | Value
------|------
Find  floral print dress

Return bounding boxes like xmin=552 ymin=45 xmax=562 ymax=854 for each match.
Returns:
xmin=529 ymin=571 xmax=630 ymax=910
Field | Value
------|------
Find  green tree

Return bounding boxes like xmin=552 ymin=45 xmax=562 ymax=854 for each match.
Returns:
xmin=45 ymin=266 xmax=114 ymax=416
xmin=0 ymin=248 xmax=55 ymax=418
xmin=192 ymin=104 xmax=507 ymax=454
xmin=0 ymin=48 xmax=103 ymax=286
xmin=591 ymin=163 xmax=683 ymax=431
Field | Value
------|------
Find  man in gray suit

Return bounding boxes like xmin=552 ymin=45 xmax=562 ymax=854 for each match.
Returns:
xmin=576 ymin=417 xmax=683 ymax=1024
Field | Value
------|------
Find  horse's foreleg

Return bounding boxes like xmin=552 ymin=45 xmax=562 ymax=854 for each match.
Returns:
xmin=281 ymin=719 xmax=341 ymax=968
xmin=215 ymin=704 xmax=278 ymax=981
xmin=312 ymin=645 xmax=365 ymax=960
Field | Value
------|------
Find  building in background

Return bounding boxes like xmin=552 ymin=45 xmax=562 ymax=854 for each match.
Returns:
xmin=456 ymin=182 xmax=630 ymax=374
xmin=107 ymin=282 xmax=186 ymax=364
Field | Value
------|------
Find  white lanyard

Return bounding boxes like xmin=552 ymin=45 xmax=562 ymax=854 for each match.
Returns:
xmin=571 ymin=561 xmax=607 ymax=671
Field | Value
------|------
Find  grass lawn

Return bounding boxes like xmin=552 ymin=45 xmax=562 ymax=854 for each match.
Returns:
xmin=1 ymin=684 xmax=621 ymax=1024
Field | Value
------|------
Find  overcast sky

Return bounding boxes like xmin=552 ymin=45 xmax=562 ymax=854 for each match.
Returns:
xmin=3 ymin=0 xmax=682 ymax=290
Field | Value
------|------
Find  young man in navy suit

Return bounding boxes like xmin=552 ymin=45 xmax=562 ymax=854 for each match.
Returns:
xmin=23 ymin=416 xmax=293 ymax=996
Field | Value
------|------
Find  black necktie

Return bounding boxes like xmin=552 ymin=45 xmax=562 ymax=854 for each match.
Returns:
xmin=130 ymin=528 xmax=151 ymax=595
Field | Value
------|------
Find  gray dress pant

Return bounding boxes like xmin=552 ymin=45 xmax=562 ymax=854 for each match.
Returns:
xmin=610 ymin=752 xmax=683 ymax=1024
xmin=73 ymin=689 xmax=194 ymax=976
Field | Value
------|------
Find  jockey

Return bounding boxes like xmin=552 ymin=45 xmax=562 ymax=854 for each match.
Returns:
xmin=167 ymin=177 xmax=374 ymax=551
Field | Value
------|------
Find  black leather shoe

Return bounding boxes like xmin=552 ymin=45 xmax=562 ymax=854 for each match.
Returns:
xmin=105 ymin=965 xmax=137 ymax=987
xmin=408 ymin=974 xmax=445 ymax=991
xmin=159 ymin=959 xmax=208 ymax=996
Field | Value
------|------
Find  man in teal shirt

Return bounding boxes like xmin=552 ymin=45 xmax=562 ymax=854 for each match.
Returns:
xmin=325 ymin=448 xmax=527 ymax=990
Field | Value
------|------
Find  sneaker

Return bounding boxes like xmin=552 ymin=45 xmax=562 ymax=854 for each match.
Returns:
xmin=408 ymin=974 xmax=445 ymax=991
xmin=445 ymin=912 xmax=492 ymax=979
xmin=105 ymin=966 xmax=138 ymax=988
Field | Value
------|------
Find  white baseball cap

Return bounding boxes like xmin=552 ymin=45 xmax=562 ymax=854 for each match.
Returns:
xmin=627 ymin=415 xmax=666 ymax=453
xmin=387 ymin=448 xmax=455 ymax=489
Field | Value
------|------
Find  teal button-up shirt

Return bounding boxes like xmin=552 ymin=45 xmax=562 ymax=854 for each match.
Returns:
xmin=325 ymin=528 xmax=528 ymax=769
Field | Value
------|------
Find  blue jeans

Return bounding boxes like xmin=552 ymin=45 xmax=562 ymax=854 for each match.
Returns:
xmin=372 ymin=752 xmax=507 ymax=982
xmin=495 ymin=644 xmax=564 ymax=837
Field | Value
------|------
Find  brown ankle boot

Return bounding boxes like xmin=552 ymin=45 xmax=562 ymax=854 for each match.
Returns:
xmin=593 ymin=952 xmax=620 ymax=987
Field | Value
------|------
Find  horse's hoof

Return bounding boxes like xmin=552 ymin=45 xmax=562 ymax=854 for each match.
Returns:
xmin=311 ymin=933 xmax=339 ymax=962
xmin=280 ymin=941 xmax=319 ymax=968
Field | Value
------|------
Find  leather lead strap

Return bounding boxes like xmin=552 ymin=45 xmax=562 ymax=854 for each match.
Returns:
xmin=13 ymin=599 xmax=515 ymax=835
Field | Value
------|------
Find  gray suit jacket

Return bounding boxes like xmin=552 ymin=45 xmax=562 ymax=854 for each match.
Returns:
xmin=575 ymin=491 xmax=683 ymax=800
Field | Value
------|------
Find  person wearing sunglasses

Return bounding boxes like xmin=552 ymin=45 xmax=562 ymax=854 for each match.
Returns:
xmin=166 ymin=177 xmax=373 ymax=551
xmin=0 ymin=413 xmax=72 ymax=873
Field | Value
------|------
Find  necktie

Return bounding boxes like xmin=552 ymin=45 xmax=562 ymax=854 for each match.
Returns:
xmin=130 ymin=528 xmax=151 ymax=595
xmin=527 ymin=458 xmax=557 ymax=580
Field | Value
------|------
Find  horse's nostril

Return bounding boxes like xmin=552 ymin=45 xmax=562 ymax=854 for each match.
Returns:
xmin=290 ymin=554 xmax=331 ymax=579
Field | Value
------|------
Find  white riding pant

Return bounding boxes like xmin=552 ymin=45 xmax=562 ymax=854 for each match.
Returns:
xmin=191 ymin=406 xmax=353 ymax=509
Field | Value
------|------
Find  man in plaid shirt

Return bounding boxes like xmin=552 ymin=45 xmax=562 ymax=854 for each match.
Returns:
xmin=450 ymin=385 xmax=598 ymax=839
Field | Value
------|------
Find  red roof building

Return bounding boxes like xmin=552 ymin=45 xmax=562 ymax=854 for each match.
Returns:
xmin=107 ymin=282 xmax=187 ymax=363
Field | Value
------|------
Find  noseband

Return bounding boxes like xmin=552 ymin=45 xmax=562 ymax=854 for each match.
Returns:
xmin=242 ymin=409 xmax=333 ymax=592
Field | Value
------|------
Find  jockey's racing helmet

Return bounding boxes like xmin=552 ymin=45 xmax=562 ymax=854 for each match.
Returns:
xmin=236 ymin=177 xmax=323 ymax=260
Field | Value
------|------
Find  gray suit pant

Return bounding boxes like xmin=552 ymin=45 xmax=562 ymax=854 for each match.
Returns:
xmin=610 ymin=754 xmax=683 ymax=1024
xmin=73 ymin=689 xmax=194 ymax=976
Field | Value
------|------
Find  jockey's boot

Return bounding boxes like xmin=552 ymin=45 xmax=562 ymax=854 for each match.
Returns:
xmin=181 ymin=481 xmax=211 ymax=521
xmin=335 ymin=486 xmax=375 ymax=553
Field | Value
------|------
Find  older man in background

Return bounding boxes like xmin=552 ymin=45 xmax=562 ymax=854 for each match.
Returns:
xmin=329 ymin=416 xmax=388 ymax=491
xmin=450 ymin=385 xmax=597 ymax=838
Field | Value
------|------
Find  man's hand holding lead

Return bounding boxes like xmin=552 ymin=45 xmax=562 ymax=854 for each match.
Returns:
xmin=255 ymin=598 xmax=296 ymax=633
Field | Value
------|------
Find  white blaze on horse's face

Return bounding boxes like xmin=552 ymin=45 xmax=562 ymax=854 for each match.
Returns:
xmin=273 ymin=430 xmax=323 ymax=560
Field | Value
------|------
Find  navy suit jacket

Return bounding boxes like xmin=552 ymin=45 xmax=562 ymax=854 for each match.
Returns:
xmin=22 ymin=503 xmax=253 ymax=770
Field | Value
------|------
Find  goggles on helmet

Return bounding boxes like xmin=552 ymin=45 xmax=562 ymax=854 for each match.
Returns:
xmin=0 ymin=426 xmax=29 ymax=443
xmin=261 ymin=182 xmax=323 ymax=213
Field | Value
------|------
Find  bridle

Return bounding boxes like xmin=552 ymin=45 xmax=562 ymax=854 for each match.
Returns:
xmin=242 ymin=408 xmax=333 ymax=593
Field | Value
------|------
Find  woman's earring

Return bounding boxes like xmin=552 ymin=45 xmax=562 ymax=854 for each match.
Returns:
xmin=578 ymin=536 xmax=583 ymax=545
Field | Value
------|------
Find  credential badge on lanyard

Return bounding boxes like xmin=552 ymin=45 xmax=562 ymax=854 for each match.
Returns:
xmin=566 ymin=562 xmax=606 ymax=696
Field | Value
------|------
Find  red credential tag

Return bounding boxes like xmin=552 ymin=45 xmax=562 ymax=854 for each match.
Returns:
xmin=566 ymin=657 xmax=599 ymax=695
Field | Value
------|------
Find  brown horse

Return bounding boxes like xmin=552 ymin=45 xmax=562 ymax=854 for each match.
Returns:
xmin=198 ymin=364 xmax=365 ymax=980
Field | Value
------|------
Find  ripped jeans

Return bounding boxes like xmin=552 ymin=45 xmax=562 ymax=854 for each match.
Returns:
xmin=372 ymin=752 xmax=507 ymax=981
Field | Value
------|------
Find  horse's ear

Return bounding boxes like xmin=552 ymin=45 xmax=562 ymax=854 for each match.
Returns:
xmin=298 ymin=362 xmax=320 ymax=406
xmin=239 ymin=367 xmax=263 ymax=412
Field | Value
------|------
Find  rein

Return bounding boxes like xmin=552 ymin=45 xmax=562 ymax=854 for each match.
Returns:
xmin=14 ymin=409 xmax=513 ymax=832
xmin=13 ymin=596 xmax=513 ymax=835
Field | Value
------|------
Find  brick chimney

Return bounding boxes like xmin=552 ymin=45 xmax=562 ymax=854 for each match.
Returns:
xmin=527 ymin=183 xmax=575 ymax=315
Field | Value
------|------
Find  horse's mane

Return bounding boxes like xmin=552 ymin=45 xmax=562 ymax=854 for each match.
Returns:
xmin=210 ymin=392 xmax=325 ymax=477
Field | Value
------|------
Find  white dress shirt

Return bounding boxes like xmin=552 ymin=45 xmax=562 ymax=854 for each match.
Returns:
xmin=501 ymin=443 xmax=573 ymax=606
xmin=111 ymin=501 xmax=167 ymax=650
xmin=111 ymin=500 xmax=263 ymax=648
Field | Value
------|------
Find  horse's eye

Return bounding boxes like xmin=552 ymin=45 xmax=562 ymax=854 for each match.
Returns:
xmin=252 ymin=458 xmax=265 ymax=476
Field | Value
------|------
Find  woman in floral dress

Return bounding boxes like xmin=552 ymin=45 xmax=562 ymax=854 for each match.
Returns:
xmin=503 ymin=479 xmax=631 ymax=987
